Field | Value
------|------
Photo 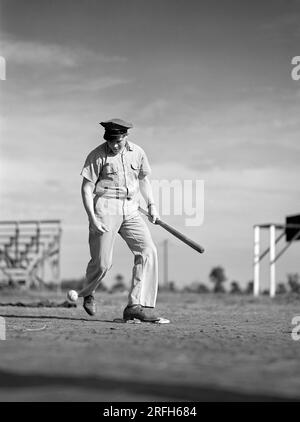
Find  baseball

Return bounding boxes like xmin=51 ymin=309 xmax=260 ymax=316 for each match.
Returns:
xmin=67 ymin=290 xmax=78 ymax=302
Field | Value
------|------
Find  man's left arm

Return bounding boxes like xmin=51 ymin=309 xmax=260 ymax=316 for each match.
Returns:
xmin=139 ymin=176 xmax=159 ymax=223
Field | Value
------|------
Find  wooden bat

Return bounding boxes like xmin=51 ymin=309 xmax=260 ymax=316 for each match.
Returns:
xmin=139 ymin=207 xmax=205 ymax=254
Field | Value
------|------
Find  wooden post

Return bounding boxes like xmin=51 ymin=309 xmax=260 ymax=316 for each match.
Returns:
xmin=163 ymin=239 xmax=169 ymax=288
xmin=57 ymin=227 xmax=62 ymax=286
xmin=36 ymin=222 xmax=40 ymax=254
xmin=269 ymin=225 xmax=276 ymax=297
xmin=253 ymin=225 xmax=260 ymax=296
xmin=15 ymin=222 xmax=20 ymax=264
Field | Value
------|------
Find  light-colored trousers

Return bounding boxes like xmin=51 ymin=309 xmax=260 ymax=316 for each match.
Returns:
xmin=78 ymin=197 xmax=158 ymax=308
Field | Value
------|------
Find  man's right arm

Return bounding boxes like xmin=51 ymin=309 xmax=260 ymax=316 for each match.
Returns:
xmin=81 ymin=177 xmax=109 ymax=234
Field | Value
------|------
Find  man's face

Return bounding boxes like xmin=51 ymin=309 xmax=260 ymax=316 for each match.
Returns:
xmin=106 ymin=135 xmax=127 ymax=155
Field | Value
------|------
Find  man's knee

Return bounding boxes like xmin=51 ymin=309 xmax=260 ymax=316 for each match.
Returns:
xmin=142 ymin=243 xmax=157 ymax=259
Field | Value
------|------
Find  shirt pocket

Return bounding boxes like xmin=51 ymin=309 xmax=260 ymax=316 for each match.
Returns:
xmin=130 ymin=163 xmax=140 ymax=178
xmin=103 ymin=163 xmax=118 ymax=175
xmin=100 ymin=163 xmax=119 ymax=185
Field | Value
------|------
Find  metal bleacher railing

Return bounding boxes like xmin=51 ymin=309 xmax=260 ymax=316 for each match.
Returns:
xmin=0 ymin=220 xmax=62 ymax=288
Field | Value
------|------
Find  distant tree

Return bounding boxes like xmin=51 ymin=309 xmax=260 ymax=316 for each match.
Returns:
xmin=262 ymin=289 xmax=269 ymax=295
xmin=61 ymin=277 xmax=86 ymax=291
xmin=287 ymin=273 xmax=300 ymax=294
xmin=97 ymin=282 xmax=108 ymax=292
xmin=110 ymin=274 xmax=127 ymax=293
xmin=182 ymin=281 xmax=210 ymax=293
xmin=209 ymin=266 xmax=227 ymax=293
xmin=61 ymin=277 xmax=107 ymax=292
xmin=158 ymin=280 xmax=178 ymax=292
xmin=245 ymin=281 xmax=254 ymax=295
xmin=276 ymin=283 xmax=287 ymax=295
xmin=230 ymin=281 xmax=242 ymax=294
xmin=197 ymin=283 xmax=210 ymax=293
xmin=168 ymin=281 xmax=177 ymax=292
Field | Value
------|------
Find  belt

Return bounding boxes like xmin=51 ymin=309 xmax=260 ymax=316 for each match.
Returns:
xmin=97 ymin=194 xmax=133 ymax=200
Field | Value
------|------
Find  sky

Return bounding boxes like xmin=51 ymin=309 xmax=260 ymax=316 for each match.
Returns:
xmin=0 ymin=0 xmax=300 ymax=291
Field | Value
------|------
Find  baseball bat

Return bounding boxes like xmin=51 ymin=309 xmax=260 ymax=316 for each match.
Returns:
xmin=139 ymin=207 xmax=205 ymax=254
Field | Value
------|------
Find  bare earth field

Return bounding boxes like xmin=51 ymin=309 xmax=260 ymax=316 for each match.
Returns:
xmin=0 ymin=290 xmax=300 ymax=402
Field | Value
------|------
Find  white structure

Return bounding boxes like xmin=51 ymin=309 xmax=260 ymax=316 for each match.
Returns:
xmin=0 ymin=220 xmax=62 ymax=288
xmin=253 ymin=221 xmax=300 ymax=297
xmin=0 ymin=56 xmax=6 ymax=80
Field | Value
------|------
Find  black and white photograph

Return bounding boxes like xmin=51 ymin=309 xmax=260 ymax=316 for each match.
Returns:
xmin=1 ymin=0 xmax=300 ymax=408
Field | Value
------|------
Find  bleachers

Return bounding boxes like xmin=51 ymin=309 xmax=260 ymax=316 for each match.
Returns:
xmin=0 ymin=220 xmax=62 ymax=287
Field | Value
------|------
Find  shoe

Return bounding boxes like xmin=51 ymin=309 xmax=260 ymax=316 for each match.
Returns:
xmin=123 ymin=304 xmax=160 ymax=322
xmin=83 ymin=295 xmax=96 ymax=316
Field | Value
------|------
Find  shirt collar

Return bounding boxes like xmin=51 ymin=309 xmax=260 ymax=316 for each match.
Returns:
xmin=105 ymin=140 xmax=133 ymax=156
xmin=126 ymin=141 xmax=133 ymax=151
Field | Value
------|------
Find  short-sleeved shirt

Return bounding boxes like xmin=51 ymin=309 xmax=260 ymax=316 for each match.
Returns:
xmin=80 ymin=141 xmax=151 ymax=200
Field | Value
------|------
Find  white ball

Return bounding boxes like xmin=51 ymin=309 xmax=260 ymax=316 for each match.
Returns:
xmin=67 ymin=290 xmax=78 ymax=302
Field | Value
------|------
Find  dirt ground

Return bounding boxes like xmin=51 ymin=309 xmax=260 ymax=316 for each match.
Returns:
xmin=1 ymin=289 xmax=300 ymax=402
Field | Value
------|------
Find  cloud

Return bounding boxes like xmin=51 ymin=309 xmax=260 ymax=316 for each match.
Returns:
xmin=135 ymin=99 xmax=169 ymax=121
xmin=152 ymin=162 xmax=300 ymax=194
xmin=0 ymin=33 xmax=132 ymax=106
xmin=259 ymin=11 xmax=300 ymax=41
xmin=9 ymin=74 xmax=131 ymax=97
xmin=54 ymin=75 xmax=131 ymax=94
xmin=0 ymin=34 xmax=128 ymax=67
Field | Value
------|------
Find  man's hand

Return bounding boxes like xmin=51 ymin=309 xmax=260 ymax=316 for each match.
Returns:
xmin=89 ymin=217 xmax=109 ymax=234
xmin=81 ymin=178 xmax=109 ymax=235
xmin=148 ymin=204 xmax=160 ymax=224
xmin=139 ymin=177 xmax=159 ymax=223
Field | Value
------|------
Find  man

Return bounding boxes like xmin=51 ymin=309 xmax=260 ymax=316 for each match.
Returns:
xmin=78 ymin=118 xmax=161 ymax=322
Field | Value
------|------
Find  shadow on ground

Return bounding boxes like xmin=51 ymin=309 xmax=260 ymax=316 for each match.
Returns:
xmin=0 ymin=370 xmax=296 ymax=402
xmin=2 ymin=314 xmax=110 ymax=322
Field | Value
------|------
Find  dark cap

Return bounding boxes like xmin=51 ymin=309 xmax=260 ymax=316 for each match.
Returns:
xmin=100 ymin=118 xmax=133 ymax=136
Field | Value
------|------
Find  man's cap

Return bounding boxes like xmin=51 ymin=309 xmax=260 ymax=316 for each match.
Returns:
xmin=100 ymin=118 xmax=133 ymax=136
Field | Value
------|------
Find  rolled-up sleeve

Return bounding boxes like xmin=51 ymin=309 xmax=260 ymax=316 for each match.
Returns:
xmin=80 ymin=153 xmax=101 ymax=184
xmin=138 ymin=151 xmax=152 ymax=179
